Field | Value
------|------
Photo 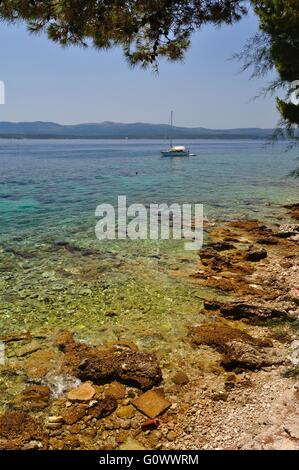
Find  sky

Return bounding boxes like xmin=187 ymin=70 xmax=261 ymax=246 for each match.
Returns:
xmin=0 ymin=11 xmax=280 ymax=128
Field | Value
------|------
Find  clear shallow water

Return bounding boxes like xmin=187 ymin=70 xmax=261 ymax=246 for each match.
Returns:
xmin=0 ymin=139 xmax=298 ymax=347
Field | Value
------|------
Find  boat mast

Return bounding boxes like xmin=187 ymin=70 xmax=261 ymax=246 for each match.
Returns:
xmin=170 ymin=110 xmax=173 ymax=148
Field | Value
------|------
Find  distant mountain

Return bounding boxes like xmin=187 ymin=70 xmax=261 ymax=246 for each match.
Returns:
xmin=0 ymin=121 xmax=277 ymax=139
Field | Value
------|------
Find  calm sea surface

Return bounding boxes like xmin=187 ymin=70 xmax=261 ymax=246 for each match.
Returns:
xmin=0 ymin=139 xmax=298 ymax=240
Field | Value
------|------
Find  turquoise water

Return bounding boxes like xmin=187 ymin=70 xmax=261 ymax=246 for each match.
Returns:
xmin=0 ymin=139 xmax=298 ymax=241
xmin=0 ymin=139 xmax=298 ymax=345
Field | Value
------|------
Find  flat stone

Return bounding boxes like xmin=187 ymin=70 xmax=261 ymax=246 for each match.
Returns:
xmin=132 ymin=389 xmax=171 ymax=419
xmin=67 ymin=382 xmax=96 ymax=402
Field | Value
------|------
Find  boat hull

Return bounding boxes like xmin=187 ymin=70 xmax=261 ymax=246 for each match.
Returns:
xmin=161 ymin=151 xmax=190 ymax=157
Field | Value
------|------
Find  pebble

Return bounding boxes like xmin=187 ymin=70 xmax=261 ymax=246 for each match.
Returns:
xmin=48 ymin=416 xmax=64 ymax=424
xmin=167 ymin=431 xmax=177 ymax=441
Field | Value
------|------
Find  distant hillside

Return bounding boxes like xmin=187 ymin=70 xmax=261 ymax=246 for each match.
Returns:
xmin=0 ymin=121 xmax=277 ymax=139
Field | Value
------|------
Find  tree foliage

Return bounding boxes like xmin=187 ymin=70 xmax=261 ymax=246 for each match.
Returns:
xmin=0 ymin=1 xmax=299 ymax=128
xmin=0 ymin=1 xmax=248 ymax=65
xmin=249 ymin=1 xmax=299 ymax=129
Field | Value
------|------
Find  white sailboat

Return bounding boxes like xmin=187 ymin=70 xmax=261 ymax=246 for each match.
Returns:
xmin=161 ymin=111 xmax=190 ymax=157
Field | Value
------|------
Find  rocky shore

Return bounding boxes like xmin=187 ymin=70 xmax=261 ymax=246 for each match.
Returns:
xmin=0 ymin=211 xmax=298 ymax=450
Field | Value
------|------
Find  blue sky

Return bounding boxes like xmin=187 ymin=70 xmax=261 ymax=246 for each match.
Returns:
xmin=0 ymin=11 xmax=279 ymax=128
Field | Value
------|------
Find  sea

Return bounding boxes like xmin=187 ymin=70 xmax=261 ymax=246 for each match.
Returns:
xmin=0 ymin=138 xmax=298 ymax=370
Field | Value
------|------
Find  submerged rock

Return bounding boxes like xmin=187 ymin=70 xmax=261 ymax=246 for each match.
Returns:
xmin=15 ymin=340 xmax=41 ymax=357
xmin=11 ymin=385 xmax=50 ymax=411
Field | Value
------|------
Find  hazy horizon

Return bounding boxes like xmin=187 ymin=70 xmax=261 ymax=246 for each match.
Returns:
xmin=0 ymin=119 xmax=277 ymax=130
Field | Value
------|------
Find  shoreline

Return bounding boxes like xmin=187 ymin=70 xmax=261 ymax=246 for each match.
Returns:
xmin=0 ymin=207 xmax=298 ymax=450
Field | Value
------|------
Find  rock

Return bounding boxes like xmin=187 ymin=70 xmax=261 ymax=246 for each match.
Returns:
xmin=221 ymin=340 xmax=285 ymax=371
xmin=219 ymin=302 xmax=288 ymax=323
xmin=117 ymin=405 xmax=135 ymax=419
xmin=105 ymin=381 xmax=126 ymax=399
xmin=167 ymin=431 xmax=177 ymax=441
xmin=24 ymin=350 xmax=59 ymax=379
xmin=199 ymin=247 xmax=220 ymax=260
xmin=190 ymin=323 xmax=283 ymax=371
xmin=172 ymin=371 xmax=189 ymax=385
xmin=62 ymin=404 xmax=87 ymax=425
xmin=11 ymin=385 xmax=50 ymax=411
xmin=105 ymin=311 xmax=118 ymax=317
xmin=206 ymin=242 xmax=235 ymax=251
xmin=284 ymin=203 xmax=299 ymax=219
xmin=15 ymin=340 xmax=41 ymax=357
xmin=67 ymin=381 xmax=96 ymax=402
xmin=118 ymin=437 xmax=146 ymax=450
xmin=48 ymin=416 xmax=64 ymax=424
xmin=256 ymin=237 xmax=278 ymax=245
xmin=61 ymin=335 xmax=162 ymax=390
xmin=132 ymin=389 xmax=171 ymax=419
xmin=141 ymin=419 xmax=159 ymax=431
xmin=244 ymin=248 xmax=267 ymax=262
xmin=89 ymin=397 xmax=117 ymax=419
xmin=204 ymin=300 xmax=222 ymax=311
xmin=211 ymin=391 xmax=228 ymax=401
xmin=55 ymin=330 xmax=78 ymax=352
xmin=0 ymin=411 xmax=47 ymax=450
xmin=276 ymin=224 xmax=299 ymax=238
xmin=190 ymin=323 xmax=260 ymax=351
